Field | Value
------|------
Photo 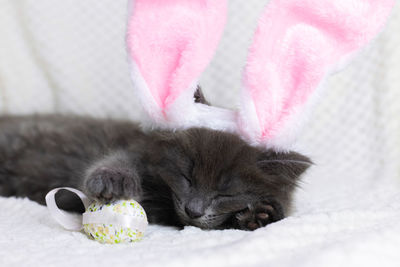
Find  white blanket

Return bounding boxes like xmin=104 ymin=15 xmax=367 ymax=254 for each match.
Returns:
xmin=2 ymin=178 xmax=399 ymax=267
xmin=1 ymin=1 xmax=400 ymax=266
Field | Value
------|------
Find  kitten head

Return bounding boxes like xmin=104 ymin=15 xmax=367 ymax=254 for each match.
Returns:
xmin=149 ymin=128 xmax=311 ymax=229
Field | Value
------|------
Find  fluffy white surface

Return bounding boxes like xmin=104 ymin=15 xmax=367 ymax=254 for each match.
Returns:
xmin=1 ymin=1 xmax=400 ymax=266
xmin=1 ymin=177 xmax=400 ymax=267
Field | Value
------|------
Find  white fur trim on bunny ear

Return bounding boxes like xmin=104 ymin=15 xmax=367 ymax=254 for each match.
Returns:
xmin=126 ymin=0 xmax=235 ymax=131
xmin=239 ymin=0 xmax=395 ymax=151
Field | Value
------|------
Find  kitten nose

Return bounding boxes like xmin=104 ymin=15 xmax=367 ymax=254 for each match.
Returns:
xmin=185 ymin=198 xmax=204 ymax=219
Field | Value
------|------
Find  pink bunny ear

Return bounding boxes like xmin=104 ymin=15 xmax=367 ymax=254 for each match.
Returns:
xmin=126 ymin=0 xmax=234 ymax=130
xmin=239 ymin=0 xmax=395 ymax=150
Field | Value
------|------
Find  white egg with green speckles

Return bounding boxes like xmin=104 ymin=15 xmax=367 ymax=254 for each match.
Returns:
xmin=82 ymin=200 xmax=148 ymax=244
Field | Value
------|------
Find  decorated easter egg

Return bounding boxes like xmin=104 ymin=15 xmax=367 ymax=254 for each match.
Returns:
xmin=46 ymin=188 xmax=148 ymax=244
xmin=82 ymin=199 xmax=148 ymax=244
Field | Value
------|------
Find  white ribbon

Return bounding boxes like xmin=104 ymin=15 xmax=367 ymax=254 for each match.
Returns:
xmin=45 ymin=187 xmax=91 ymax=231
xmin=83 ymin=210 xmax=148 ymax=232
xmin=45 ymin=187 xmax=148 ymax=233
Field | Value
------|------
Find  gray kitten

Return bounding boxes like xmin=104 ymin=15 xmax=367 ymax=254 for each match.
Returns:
xmin=0 ymin=96 xmax=311 ymax=230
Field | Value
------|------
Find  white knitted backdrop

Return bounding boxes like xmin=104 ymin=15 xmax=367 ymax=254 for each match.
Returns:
xmin=0 ymin=0 xmax=399 ymax=210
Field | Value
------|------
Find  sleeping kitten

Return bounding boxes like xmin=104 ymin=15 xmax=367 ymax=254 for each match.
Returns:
xmin=0 ymin=114 xmax=311 ymax=230
xmin=0 ymin=93 xmax=311 ymax=230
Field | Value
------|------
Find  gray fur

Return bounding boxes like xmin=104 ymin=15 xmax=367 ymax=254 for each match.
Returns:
xmin=0 ymin=114 xmax=311 ymax=230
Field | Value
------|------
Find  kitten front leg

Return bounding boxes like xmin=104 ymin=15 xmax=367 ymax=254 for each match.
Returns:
xmin=83 ymin=151 xmax=143 ymax=203
xmin=234 ymin=199 xmax=284 ymax=231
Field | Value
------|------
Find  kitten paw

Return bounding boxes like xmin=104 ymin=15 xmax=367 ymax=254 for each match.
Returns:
xmin=234 ymin=199 xmax=283 ymax=231
xmin=84 ymin=167 xmax=140 ymax=203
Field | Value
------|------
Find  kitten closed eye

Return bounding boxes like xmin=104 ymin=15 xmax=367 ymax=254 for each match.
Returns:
xmin=216 ymin=194 xmax=234 ymax=198
xmin=182 ymin=175 xmax=192 ymax=187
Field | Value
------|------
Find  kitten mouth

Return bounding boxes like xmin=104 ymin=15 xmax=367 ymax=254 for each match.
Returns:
xmin=172 ymin=194 xmax=231 ymax=229
xmin=194 ymin=213 xmax=233 ymax=229
xmin=183 ymin=212 xmax=231 ymax=229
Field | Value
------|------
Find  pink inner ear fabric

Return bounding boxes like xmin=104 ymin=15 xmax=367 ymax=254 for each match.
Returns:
xmin=243 ymin=0 xmax=395 ymax=142
xmin=126 ymin=0 xmax=227 ymax=112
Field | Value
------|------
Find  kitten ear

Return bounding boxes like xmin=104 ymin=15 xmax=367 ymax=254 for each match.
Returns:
xmin=257 ymin=151 xmax=312 ymax=183
xmin=239 ymin=0 xmax=395 ymax=150
xmin=194 ymin=86 xmax=210 ymax=106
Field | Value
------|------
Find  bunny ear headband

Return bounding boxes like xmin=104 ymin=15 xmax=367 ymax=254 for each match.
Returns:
xmin=126 ymin=0 xmax=395 ymax=151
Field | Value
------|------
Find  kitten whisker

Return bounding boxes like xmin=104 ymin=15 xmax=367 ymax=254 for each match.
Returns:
xmin=258 ymin=159 xmax=313 ymax=166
